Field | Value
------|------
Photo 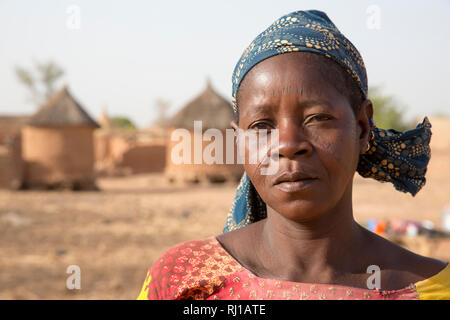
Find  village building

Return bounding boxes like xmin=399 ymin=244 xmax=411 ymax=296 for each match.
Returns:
xmin=21 ymin=86 xmax=100 ymax=190
xmin=94 ymin=109 xmax=167 ymax=176
xmin=164 ymin=80 xmax=243 ymax=183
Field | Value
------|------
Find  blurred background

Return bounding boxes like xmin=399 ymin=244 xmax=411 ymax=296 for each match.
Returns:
xmin=0 ymin=0 xmax=449 ymax=299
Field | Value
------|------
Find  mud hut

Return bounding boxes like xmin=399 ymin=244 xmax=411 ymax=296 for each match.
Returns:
xmin=21 ymin=86 xmax=100 ymax=190
xmin=94 ymin=128 xmax=167 ymax=176
xmin=165 ymin=80 xmax=243 ymax=183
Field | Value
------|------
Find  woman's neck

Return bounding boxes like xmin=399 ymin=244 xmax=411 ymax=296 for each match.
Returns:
xmin=256 ymin=185 xmax=368 ymax=283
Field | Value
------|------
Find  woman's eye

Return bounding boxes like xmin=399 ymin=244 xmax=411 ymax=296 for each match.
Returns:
xmin=305 ymin=114 xmax=332 ymax=123
xmin=250 ymin=122 xmax=273 ymax=131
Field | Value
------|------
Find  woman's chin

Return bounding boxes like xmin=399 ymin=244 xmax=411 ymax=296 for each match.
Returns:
xmin=269 ymin=199 xmax=326 ymax=222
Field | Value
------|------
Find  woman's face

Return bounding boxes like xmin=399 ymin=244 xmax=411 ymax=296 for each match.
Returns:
xmin=236 ymin=52 xmax=372 ymax=222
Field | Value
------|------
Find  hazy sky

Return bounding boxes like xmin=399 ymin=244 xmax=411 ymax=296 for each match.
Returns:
xmin=1 ymin=0 xmax=449 ymax=128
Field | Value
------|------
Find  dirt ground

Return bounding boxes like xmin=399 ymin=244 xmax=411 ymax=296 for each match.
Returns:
xmin=1 ymin=151 xmax=450 ymax=299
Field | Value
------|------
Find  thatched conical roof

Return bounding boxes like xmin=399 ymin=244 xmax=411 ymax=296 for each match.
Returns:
xmin=29 ymin=86 xmax=100 ymax=128
xmin=167 ymin=80 xmax=234 ymax=130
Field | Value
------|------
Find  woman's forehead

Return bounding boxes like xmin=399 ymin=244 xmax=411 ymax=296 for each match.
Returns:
xmin=238 ymin=54 xmax=344 ymax=111
xmin=240 ymin=53 xmax=338 ymax=95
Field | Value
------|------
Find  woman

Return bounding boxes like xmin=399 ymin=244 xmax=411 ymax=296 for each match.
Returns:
xmin=138 ymin=10 xmax=449 ymax=300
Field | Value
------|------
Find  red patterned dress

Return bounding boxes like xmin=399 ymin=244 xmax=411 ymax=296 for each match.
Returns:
xmin=137 ymin=237 xmax=450 ymax=300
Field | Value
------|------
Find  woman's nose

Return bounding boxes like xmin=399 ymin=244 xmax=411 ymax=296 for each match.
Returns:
xmin=275 ymin=120 xmax=313 ymax=159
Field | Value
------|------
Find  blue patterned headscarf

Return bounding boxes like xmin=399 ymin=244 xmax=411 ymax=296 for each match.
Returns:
xmin=223 ymin=10 xmax=432 ymax=233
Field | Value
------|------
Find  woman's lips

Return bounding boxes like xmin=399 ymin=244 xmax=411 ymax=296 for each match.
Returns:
xmin=272 ymin=171 xmax=319 ymax=192
xmin=274 ymin=178 xmax=318 ymax=192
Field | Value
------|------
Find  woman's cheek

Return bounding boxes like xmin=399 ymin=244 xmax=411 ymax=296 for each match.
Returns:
xmin=309 ymin=128 xmax=357 ymax=177
xmin=241 ymin=133 xmax=278 ymax=184
xmin=245 ymin=162 xmax=270 ymax=192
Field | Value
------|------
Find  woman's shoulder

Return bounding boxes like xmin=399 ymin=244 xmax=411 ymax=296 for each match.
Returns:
xmin=368 ymin=230 xmax=447 ymax=270
xmin=137 ymin=236 xmax=243 ymax=300
xmin=364 ymin=229 xmax=449 ymax=295
xmin=394 ymin=242 xmax=450 ymax=299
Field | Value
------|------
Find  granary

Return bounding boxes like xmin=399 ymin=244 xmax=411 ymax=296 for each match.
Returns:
xmin=21 ymin=86 xmax=100 ymax=190
xmin=164 ymin=80 xmax=243 ymax=183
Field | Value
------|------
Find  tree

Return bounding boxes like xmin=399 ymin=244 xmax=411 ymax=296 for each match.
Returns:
xmin=110 ymin=116 xmax=137 ymax=130
xmin=15 ymin=60 xmax=65 ymax=105
xmin=368 ymin=86 xmax=414 ymax=131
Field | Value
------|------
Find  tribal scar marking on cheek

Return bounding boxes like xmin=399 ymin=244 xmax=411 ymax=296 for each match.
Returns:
xmin=241 ymin=129 xmax=279 ymax=177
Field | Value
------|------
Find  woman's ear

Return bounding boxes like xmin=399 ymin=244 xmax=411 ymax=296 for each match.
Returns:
xmin=357 ymin=99 xmax=374 ymax=154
